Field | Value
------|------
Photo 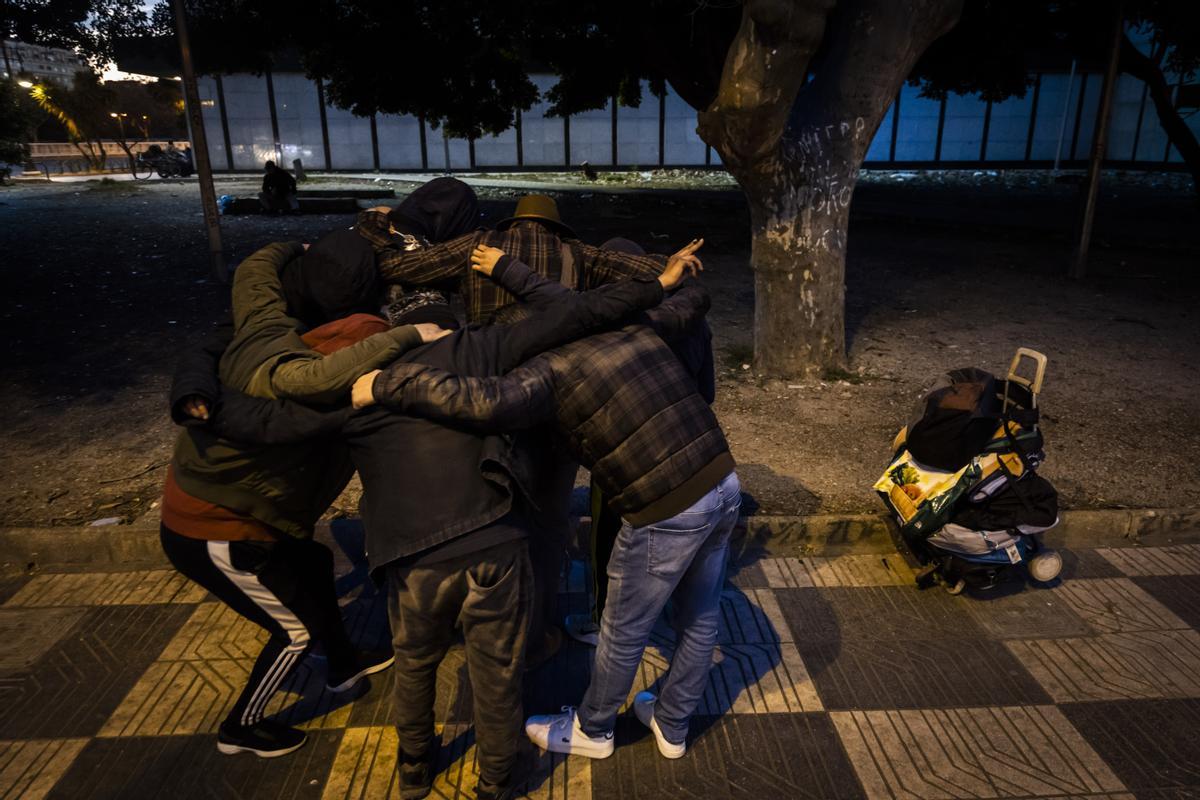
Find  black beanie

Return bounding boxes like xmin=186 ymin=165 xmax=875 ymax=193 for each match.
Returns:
xmin=282 ymin=228 xmax=379 ymax=326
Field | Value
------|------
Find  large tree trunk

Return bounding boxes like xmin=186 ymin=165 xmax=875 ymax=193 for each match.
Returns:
xmin=695 ymin=0 xmax=962 ymax=377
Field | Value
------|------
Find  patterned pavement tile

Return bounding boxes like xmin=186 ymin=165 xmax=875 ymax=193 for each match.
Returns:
xmin=831 ymin=705 xmax=1129 ymax=800
xmin=0 ymin=608 xmax=88 ymax=672
xmin=591 ymin=712 xmax=864 ymax=800
xmin=1095 ymin=546 xmax=1200 ymax=578
xmin=46 ymin=731 xmax=342 ymax=800
xmin=1133 ymin=576 xmax=1200 ymax=631
xmin=0 ymin=738 xmax=89 ymax=800
xmin=2 ymin=570 xmax=207 ymax=607
xmin=717 ymin=588 xmax=791 ymax=645
xmin=625 ymin=639 xmax=823 ymax=717
xmin=960 ymin=586 xmax=1093 ymax=640
xmin=800 ymin=638 xmax=1052 ymax=710
xmin=1050 ymin=579 xmax=1191 ymax=634
xmin=725 ymin=560 xmax=768 ymax=590
xmin=1061 ymin=699 xmax=1200 ymax=797
xmin=1057 ymin=549 xmax=1128 ymax=580
xmin=101 ymin=601 xmax=387 ymax=737
xmin=0 ymin=577 xmax=30 ymax=606
xmin=323 ymin=724 xmax=590 ymax=800
xmin=1006 ymin=630 xmax=1200 ymax=702
xmin=776 ymin=586 xmax=990 ymax=644
xmin=759 ymin=555 xmax=916 ymax=588
xmin=0 ymin=603 xmax=195 ymax=739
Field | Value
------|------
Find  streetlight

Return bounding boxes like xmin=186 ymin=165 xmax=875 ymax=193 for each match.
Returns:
xmin=17 ymin=80 xmax=32 ymax=88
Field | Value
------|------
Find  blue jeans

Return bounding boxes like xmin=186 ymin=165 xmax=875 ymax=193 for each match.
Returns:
xmin=578 ymin=471 xmax=740 ymax=744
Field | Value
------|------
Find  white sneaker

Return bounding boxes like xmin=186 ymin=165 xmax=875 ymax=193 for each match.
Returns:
xmin=525 ymin=706 xmax=614 ymax=759
xmin=564 ymin=613 xmax=600 ymax=647
xmin=632 ymin=692 xmax=686 ymax=759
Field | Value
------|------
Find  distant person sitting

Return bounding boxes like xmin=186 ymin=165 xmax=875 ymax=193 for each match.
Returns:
xmin=260 ymin=160 xmax=299 ymax=214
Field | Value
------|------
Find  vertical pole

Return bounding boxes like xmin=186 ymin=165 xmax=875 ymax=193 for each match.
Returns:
xmin=170 ymin=0 xmax=225 ymax=282
xmin=442 ymin=130 xmax=451 ymax=174
xmin=1071 ymin=2 xmax=1123 ymax=281
xmin=515 ymin=108 xmax=524 ymax=167
xmin=1069 ymin=73 xmax=1090 ymax=161
xmin=315 ymin=79 xmax=331 ymax=171
xmin=264 ymin=67 xmax=282 ymax=164
xmin=468 ymin=136 xmax=476 ymax=169
xmin=705 ymin=143 xmax=711 ymax=166
xmin=1053 ymin=59 xmax=1077 ymax=174
xmin=934 ymin=96 xmax=947 ymax=162
xmin=418 ymin=113 xmax=428 ymax=170
xmin=1024 ymin=73 xmax=1042 ymax=162
xmin=888 ymin=91 xmax=901 ymax=162
xmin=563 ymin=116 xmax=571 ymax=167
xmin=658 ymin=91 xmax=666 ymax=167
xmin=979 ymin=99 xmax=993 ymax=161
xmin=214 ymin=74 xmax=234 ymax=171
xmin=610 ymin=95 xmax=618 ymax=166
xmin=369 ymin=113 xmax=380 ymax=171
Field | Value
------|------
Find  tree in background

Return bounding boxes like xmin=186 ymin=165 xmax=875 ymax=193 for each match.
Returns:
xmin=163 ymin=0 xmax=965 ymax=375
xmin=106 ymin=79 xmax=188 ymax=167
xmin=1 ymin=0 xmax=151 ymax=67
xmin=913 ymin=0 xmax=1200 ymax=202
xmin=152 ymin=0 xmax=1198 ymax=374
xmin=30 ymin=70 xmax=113 ymax=168
xmin=0 ymin=78 xmax=42 ymax=171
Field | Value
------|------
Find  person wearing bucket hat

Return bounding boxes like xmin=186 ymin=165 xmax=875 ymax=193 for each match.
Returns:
xmin=363 ymin=188 xmax=704 ymax=325
xmin=493 ymin=194 xmax=578 ymax=238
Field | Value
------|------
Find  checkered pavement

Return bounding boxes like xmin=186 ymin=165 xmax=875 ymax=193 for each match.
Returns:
xmin=1 ymin=530 xmax=1199 ymax=800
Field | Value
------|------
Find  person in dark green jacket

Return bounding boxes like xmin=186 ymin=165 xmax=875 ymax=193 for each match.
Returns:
xmin=163 ymin=230 xmax=446 ymax=759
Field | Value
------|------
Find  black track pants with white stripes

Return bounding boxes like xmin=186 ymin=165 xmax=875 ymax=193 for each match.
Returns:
xmin=160 ymin=525 xmax=357 ymax=728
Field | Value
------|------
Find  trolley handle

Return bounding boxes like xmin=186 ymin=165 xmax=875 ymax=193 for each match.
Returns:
xmin=1006 ymin=348 xmax=1047 ymax=396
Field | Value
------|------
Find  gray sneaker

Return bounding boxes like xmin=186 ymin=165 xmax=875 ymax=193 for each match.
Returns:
xmin=563 ymin=613 xmax=600 ymax=647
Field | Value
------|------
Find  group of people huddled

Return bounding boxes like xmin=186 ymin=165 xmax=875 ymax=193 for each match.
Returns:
xmin=162 ymin=177 xmax=739 ymax=800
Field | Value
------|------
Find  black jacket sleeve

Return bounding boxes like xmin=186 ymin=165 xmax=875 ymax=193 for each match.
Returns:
xmin=169 ymin=320 xmax=351 ymax=444
xmin=207 ymin=392 xmax=356 ymax=444
xmin=490 ymin=255 xmax=665 ymax=372
xmin=641 ymin=279 xmax=710 ymax=340
xmin=170 ymin=322 xmax=233 ymax=425
xmin=371 ymin=356 xmax=556 ymax=433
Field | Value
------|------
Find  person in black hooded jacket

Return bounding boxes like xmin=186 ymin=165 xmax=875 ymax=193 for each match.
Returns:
xmin=355 ymin=177 xmax=482 ymax=324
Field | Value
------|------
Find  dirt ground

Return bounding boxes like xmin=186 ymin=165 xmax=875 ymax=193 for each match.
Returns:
xmin=1 ymin=170 xmax=1197 ymax=527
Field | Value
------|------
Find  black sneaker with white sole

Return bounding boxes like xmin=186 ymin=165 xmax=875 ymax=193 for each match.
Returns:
xmin=327 ymin=649 xmax=395 ymax=693
xmin=217 ymin=719 xmax=307 ymax=758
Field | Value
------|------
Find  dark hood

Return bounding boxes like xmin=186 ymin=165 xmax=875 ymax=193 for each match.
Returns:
xmin=281 ymin=228 xmax=379 ymax=327
xmin=389 ymin=177 xmax=480 ymax=243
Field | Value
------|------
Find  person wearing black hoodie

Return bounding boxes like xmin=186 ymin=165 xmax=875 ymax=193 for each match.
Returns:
xmin=354 ymin=177 xmax=482 ymax=324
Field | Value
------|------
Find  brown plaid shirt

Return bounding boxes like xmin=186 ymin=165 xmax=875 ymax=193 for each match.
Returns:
xmin=372 ymin=284 xmax=733 ymax=526
xmin=355 ymin=210 xmax=666 ymax=323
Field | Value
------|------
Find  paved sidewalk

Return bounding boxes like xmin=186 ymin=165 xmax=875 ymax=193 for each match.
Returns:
xmin=1 ymin=525 xmax=1199 ymax=799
